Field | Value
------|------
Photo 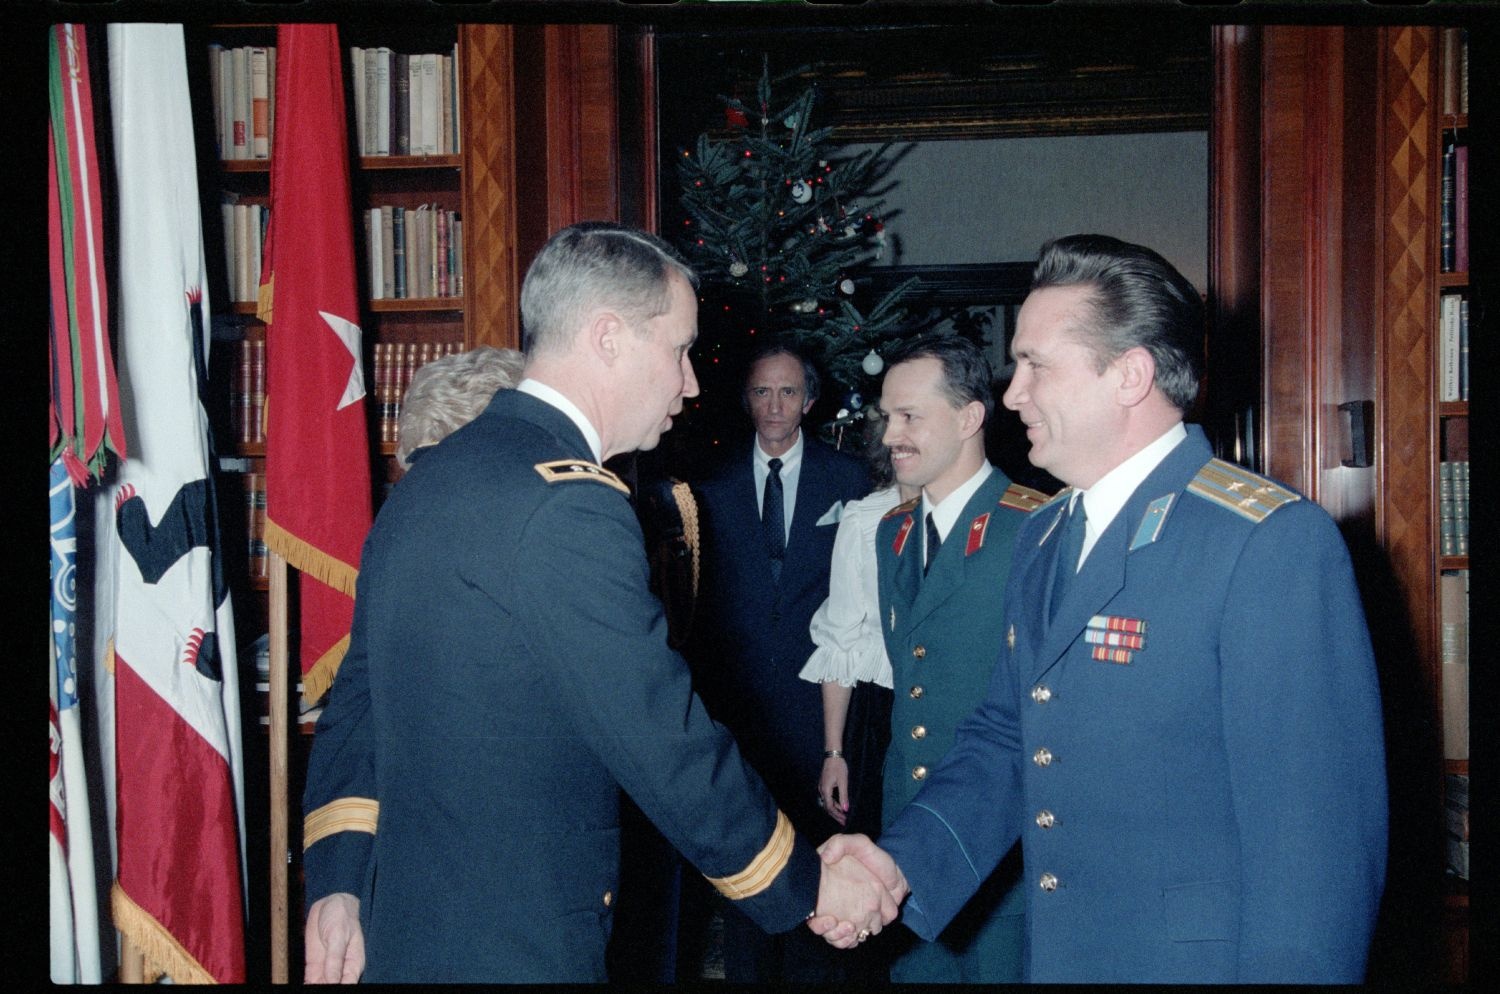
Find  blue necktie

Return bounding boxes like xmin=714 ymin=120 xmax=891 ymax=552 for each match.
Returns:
xmin=763 ymin=458 xmax=785 ymax=584
xmin=1049 ymin=497 xmax=1087 ymax=623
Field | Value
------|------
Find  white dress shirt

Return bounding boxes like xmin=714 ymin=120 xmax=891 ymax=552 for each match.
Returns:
xmin=752 ymin=430 xmax=804 ymax=543
xmin=1068 ymin=421 xmax=1188 ymax=570
xmin=517 ymin=378 xmax=603 ymax=464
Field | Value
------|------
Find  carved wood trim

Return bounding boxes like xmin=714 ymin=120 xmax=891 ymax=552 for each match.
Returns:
xmin=460 ymin=24 xmax=520 ymax=350
xmin=1376 ymin=24 xmax=1439 ymax=695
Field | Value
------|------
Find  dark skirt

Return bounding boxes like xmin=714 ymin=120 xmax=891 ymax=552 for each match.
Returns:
xmin=841 ymin=680 xmax=893 ymax=837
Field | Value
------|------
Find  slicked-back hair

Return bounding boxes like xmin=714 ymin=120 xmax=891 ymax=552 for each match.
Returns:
xmin=1030 ymin=234 xmax=1205 ymax=412
xmin=396 ymin=346 xmax=526 ymax=469
xmin=520 ymin=221 xmax=699 ymax=358
xmin=883 ymin=334 xmax=995 ymax=425
xmin=741 ymin=342 xmax=822 ymax=408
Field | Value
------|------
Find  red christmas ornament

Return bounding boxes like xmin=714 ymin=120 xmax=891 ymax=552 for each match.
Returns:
xmin=725 ymin=106 xmax=749 ymax=128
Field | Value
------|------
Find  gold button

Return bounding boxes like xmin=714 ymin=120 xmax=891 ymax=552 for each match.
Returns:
xmin=913 ymin=645 xmax=926 ymax=659
xmin=1036 ymin=810 xmax=1055 ymax=829
xmin=1033 ymin=747 xmax=1053 ymax=767
xmin=1039 ymin=872 xmax=1058 ymax=892
xmin=912 ymin=765 xmax=928 ymax=781
xmin=911 ymin=725 xmax=927 ymax=740
xmin=602 ymin=890 xmax=613 ymax=907
xmin=1031 ymin=685 xmax=1052 ymax=703
xmin=910 ymin=685 xmax=924 ymax=699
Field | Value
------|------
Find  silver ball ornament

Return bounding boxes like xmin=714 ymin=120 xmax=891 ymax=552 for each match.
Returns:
xmin=861 ymin=350 xmax=884 ymax=376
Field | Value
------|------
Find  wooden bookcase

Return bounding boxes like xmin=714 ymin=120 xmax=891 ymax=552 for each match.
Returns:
xmin=190 ymin=23 xmax=522 ymax=980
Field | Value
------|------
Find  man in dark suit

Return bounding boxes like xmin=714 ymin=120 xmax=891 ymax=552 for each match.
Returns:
xmin=299 ymin=223 xmax=898 ymax=983
xmin=871 ymin=335 xmax=1045 ymax=982
xmin=816 ymin=234 xmax=1389 ymax=983
xmin=692 ymin=342 xmax=871 ymax=981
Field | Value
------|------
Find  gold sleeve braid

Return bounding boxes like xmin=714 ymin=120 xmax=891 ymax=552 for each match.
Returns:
xmin=671 ymin=480 xmax=700 ymax=600
xmin=703 ymin=810 xmax=795 ymax=900
xmin=303 ymin=797 xmax=379 ymax=850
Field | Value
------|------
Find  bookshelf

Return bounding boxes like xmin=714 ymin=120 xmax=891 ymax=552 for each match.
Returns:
xmin=1433 ymin=28 xmax=1469 ymax=975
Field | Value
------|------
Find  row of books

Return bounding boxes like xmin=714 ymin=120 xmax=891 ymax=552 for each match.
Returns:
xmin=233 ymin=339 xmax=266 ymax=444
xmin=221 ymin=199 xmax=268 ymax=304
xmin=1439 ymin=141 xmax=1468 ymax=274
xmin=351 ymin=45 xmax=462 ymax=158
xmin=1440 ymin=27 xmax=1469 ymax=119
xmin=1445 ymin=773 xmax=1468 ymax=881
xmin=1439 ymin=293 xmax=1470 ymax=403
xmin=1439 ymin=461 xmax=1470 ymax=557
xmin=374 ymin=341 xmax=468 ymax=444
xmin=208 ymin=44 xmax=275 ymax=161
xmin=251 ymin=635 xmax=324 ymax=724
xmin=366 ymin=205 xmax=464 ymax=300
xmin=1440 ymin=571 xmax=1468 ymax=763
xmin=243 ymin=471 xmax=268 ymax=579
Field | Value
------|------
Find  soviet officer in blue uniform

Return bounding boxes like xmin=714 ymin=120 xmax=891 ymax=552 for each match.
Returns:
xmin=817 ymin=234 xmax=1388 ymax=983
xmin=299 ymin=222 xmax=899 ymax=983
xmin=871 ymin=335 xmax=1047 ymax=983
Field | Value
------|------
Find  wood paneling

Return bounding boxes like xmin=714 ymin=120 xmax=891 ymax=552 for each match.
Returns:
xmin=460 ymin=24 xmax=521 ymax=350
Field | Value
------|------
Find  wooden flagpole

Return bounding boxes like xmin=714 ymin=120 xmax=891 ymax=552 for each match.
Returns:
xmin=269 ymin=550 xmax=290 ymax=983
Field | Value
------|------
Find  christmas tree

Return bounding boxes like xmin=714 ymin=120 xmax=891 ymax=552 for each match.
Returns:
xmin=671 ymin=57 xmax=918 ymax=458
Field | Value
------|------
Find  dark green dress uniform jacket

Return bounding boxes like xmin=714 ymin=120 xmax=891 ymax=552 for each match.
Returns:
xmin=874 ymin=467 xmax=1043 ymax=981
xmin=301 ymin=389 xmax=820 ymax=983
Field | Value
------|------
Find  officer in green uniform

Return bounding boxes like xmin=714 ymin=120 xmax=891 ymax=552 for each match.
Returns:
xmin=871 ymin=335 xmax=1045 ymax=983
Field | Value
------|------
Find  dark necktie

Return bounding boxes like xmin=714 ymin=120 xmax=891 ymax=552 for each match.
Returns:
xmin=763 ymin=457 xmax=785 ymax=583
xmin=924 ymin=512 xmax=942 ymax=577
xmin=1049 ymin=497 xmax=1087 ymax=623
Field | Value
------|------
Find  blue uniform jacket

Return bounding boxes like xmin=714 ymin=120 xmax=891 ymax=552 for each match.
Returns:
xmin=879 ymin=425 xmax=1388 ymax=983
xmin=301 ymin=390 xmax=820 ymax=983
xmin=693 ymin=436 xmax=870 ymax=835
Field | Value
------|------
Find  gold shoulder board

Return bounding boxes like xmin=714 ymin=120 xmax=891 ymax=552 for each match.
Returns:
xmin=884 ymin=496 xmax=920 ymax=520
xmin=1187 ymin=458 xmax=1301 ymax=523
xmin=999 ymin=483 xmax=1052 ymax=513
xmin=534 ymin=459 xmax=631 ymax=496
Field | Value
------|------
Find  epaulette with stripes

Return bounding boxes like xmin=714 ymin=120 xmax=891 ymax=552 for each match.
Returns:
xmin=998 ymin=482 xmax=1052 ymax=513
xmin=534 ymin=459 xmax=631 ymax=496
xmin=1187 ymin=458 xmax=1300 ymax=523
xmin=883 ymin=496 xmax=920 ymax=520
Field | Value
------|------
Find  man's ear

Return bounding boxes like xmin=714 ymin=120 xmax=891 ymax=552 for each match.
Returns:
xmin=1116 ymin=346 xmax=1156 ymax=407
xmin=588 ymin=309 xmax=625 ymax=364
xmin=958 ymin=399 xmax=985 ymax=440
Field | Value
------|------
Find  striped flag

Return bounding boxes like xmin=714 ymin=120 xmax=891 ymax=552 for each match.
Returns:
xmin=50 ymin=457 xmax=102 ymax=983
xmin=257 ymin=23 xmax=372 ymax=703
xmin=99 ymin=23 xmax=246 ymax=983
xmin=48 ymin=22 xmax=124 ymax=484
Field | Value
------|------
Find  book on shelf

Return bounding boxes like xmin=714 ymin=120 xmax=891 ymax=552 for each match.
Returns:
xmin=232 ymin=337 xmax=267 ymax=445
xmin=244 ymin=471 xmax=267 ymax=579
xmin=1445 ymin=773 xmax=1469 ymax=880
xmin=1440 ymin=141 xmax=1456 ymax=273
xmin=1439 ymin=570 xmax=1468 ymax=762
xmin=375 ymin=47 xmax=393 ymax=156
xmin=1440 ymin=294 xmax=1463 ymax=403
xmin=231 ymin=45 xmax=250 ymax=160
xmin=1454 ymin=461 xmax=1469 ymax=556
xmin=381 ymin=205 xmax=396 ymax=300
xmin=1453 ymin=144 xmax=1468 ymax=274
xmin=367 ymin=207 xmax=385 ymax=299
xmin=249 ymin=46 xmax=271 ymax=158
xmin=1459 ymin=297 xmax=1469 ymax=402
xmin=420 ymin=53 xmax=441 ymax=156
xmin=392 ymin=207 xmax=407 ymax=299
xmin=394 ymin=52 xmax=412 ymax=156
xmin=1439 ymin=461 xmax=1455 ymax=556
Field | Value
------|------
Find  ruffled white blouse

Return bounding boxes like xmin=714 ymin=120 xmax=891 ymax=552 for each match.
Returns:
xmin=797 ymin=485 xmax=902 ymax=689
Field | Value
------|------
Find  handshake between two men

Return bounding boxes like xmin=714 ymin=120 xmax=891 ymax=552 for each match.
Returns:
xmin=807 ymin=834 xmax=909 ymax=947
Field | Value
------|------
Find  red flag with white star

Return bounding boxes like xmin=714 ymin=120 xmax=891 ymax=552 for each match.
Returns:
xmin=257 ymin=23 xmax=372 ymax=702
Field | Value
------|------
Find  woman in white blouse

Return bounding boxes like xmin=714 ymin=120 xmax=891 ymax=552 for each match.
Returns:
xmin=799 ymin=414 xmax=918 ymax=831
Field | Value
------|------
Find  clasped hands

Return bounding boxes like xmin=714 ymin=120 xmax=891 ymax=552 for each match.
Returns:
xmin=805 ymin=834 xmax=909 ymax=948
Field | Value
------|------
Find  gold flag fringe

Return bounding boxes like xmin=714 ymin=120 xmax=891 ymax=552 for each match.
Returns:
xmin=255 ymin=272 xmax=273 ymax=324
xmin=111 ymin=882 xmax=217 ymax=984
xmin=104 ymin=636 xmax=115 ymax=675
xmin=264 ymin=518 xmax=359 ymax=597
xmin=301 ymin=633 xmax=349 ymax=705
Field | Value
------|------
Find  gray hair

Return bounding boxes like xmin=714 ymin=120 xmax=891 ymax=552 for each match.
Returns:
xmin=396 ymin=346 xmax=526 ymax=468
xmin=520 ymin=221 xmax=699 ymax=357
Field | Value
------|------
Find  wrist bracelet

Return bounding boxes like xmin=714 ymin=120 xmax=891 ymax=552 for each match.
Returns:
xmin=823 ymin=749 xmax=844 ymax=759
